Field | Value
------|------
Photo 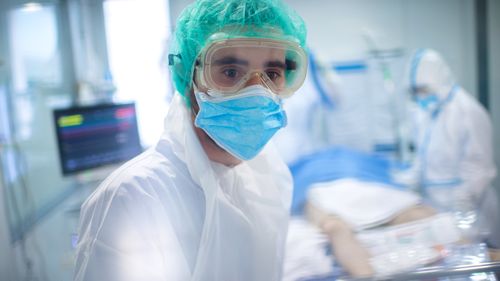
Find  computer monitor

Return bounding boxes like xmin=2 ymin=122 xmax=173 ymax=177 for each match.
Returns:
xmin=53 ymin=102 xmax=143 ymax=175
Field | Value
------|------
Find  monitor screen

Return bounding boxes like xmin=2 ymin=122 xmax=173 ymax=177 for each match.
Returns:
xmin=53 ymin=102 xmax=143 ymax=175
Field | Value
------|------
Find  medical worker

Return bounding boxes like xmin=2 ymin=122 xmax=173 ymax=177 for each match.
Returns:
xmin=407 ymin=49 xmax=498 ymax=242
xmin=74 ymin=1 xmax=308 ymax=280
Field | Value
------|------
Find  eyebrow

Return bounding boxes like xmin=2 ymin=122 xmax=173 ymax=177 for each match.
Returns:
xmin=214 ymin=56 xmax=249 ymax=66
xmin=265 ymin=60 xmax=287 ymax=69
xmin=266 ymin=59 xmax=297 ymax=70
xmin=214 ymin=57 xmax=295 ymax=70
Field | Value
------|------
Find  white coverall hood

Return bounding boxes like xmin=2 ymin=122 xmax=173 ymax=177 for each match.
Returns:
xmin=410 ymin=49 xmax=455 ymax=101
xmin=74 ymin=93 xmax=293 ymax=281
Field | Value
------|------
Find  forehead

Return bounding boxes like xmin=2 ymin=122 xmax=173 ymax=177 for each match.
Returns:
xmin=210 ymin=46 xmax=286 ymax=66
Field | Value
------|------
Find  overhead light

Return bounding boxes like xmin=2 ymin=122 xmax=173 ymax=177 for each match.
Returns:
xmin=21 ymin=2 xmax=43 ymax=13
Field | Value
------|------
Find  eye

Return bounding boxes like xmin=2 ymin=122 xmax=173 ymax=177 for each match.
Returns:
xmin=223 ymin=68 xmax=239 ymax=79
xmin=266 ymin=70 xmax=283 ymax=81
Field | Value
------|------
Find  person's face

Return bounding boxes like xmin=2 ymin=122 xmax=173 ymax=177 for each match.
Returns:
xmin=411 ymin=86 xmax=440 ymax=111
xmin=411 ymin=85 xmax=430 ymax=97
xmin=190 ymin=45 xmax=289 ymax=167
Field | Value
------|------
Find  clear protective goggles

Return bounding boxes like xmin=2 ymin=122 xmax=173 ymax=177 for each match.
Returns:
xmin=195 ymin=37 xmax=308 ymax=98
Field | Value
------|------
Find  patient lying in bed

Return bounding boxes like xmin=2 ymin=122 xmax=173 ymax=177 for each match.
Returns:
xmin=283 ymin=147 xmax=482 ymax=280
xmin=306 ymin=190 xmax=437 ymax=277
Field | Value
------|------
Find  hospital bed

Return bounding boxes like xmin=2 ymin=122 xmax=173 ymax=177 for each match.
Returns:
xmin=283 ymin=146 xmax=500 ymax=281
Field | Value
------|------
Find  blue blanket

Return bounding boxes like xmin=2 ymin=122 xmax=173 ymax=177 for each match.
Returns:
xmin=289 ymin=146 xmax=399 ymax=214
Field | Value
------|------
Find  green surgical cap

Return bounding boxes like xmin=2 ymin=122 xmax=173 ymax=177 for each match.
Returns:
xmin=169 ymin=0 xmax=307 ymax=104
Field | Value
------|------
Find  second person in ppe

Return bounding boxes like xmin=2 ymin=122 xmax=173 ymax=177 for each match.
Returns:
xmin=74 ymin=0 xmax=308 ymax=280
xmin=405 ymin=49 xmax=498 ymax=244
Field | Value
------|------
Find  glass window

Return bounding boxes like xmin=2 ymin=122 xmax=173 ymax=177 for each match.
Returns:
xmin=4 ymin=2 xmax=76 ymax=242
xmin=103 ymin=0 xmax=172 ymax=147
xmin=9 ymin=4 xmax=62 ymax=95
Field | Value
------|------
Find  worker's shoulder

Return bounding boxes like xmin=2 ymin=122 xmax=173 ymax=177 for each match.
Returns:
xmin=82 ymin=147 xmax=187 ymax=210
xmin=452 ymin=89 xmax=491 ymax=124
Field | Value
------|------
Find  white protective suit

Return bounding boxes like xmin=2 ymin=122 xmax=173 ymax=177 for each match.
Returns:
xmin=74 ymin=94 xmax=293 ymax=281
xmin=408 ymin=49 xmax=498 ymax=233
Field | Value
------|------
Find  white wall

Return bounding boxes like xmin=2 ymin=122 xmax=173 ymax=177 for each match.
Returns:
xmin=285 ymin=0 xmax=477 ymax=96
xmin=488 ymin=0 xmax=500 ymax=196
xmin=168 ymin=0 xmax=191 ymax=29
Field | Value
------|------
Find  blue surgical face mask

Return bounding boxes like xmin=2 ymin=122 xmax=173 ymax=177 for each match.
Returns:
xmin=413 ymin=94 xmax=439 ymax=111
xmin=194 ymin=85 xmax=287 ymax=160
